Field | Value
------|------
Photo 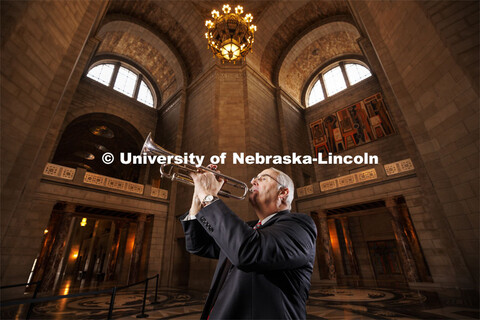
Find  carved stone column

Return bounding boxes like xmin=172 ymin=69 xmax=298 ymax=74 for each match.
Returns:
xmin=398 ymin=202 xmax=432 ymax=282
xmin=386 ymin=198 xmax=420 ymax=282
xmin=339 ymin=217 xmax=360 ymax=275
xmin=82 ymin=219 xmax=100 ymax=286
xmin=105 ymin=221 xmax=125 ymax=281
xmin=31 ymin=213 xmax=61 ymax=287
xmin=129 ymin=214 xmax=146 ymax=284
xmin=40 ymin=203 xmax=75 ymax=292
xmin=318 ymin=211 xmax=336 ymax=280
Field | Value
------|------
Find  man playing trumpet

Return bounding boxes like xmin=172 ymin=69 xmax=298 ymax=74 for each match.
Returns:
xmin=180 ymin=166 xmax=317 ymax=320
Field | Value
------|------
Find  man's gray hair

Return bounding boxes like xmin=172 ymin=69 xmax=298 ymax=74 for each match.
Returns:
xmin=270 ymin=167 xmax=295 ymax=209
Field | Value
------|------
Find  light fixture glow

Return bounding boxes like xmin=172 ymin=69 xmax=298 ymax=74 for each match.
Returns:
xmin=44 ymin=229 xmax=48 ymax=234
xmin=80 ymin=218 xmax=87 ymax=227
xmin=235 ymin=5 xmax=243 ymax=14
xmin=63 ymin=283 xmax=70 ymax=295
xmin=205 ymin=4 xmax=256 ymax=63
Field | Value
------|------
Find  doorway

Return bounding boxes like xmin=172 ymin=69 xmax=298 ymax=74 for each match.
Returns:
xmin=30 ymin=203 xmax=152 ymax=293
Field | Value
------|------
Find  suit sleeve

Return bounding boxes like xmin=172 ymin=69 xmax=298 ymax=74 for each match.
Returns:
xmin=195 ymin=200 xmax=317 ymax=272
xmin=180 ymin=212 xmax=220 ymax=259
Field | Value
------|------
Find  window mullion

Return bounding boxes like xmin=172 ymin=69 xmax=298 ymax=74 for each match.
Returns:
xmin=109 ymin=63 xmax=120 ymax=88
xmin=340 ymin=62 xmax=351 ymax=87
xmin=318 ymin=75 xmax=328 ymax=98
xmin=133 ymin=74 xmax=142 ymax=99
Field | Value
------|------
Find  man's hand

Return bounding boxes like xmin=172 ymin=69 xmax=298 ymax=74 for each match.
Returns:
xmin=189 ymin=165 xmax=224 ymax=214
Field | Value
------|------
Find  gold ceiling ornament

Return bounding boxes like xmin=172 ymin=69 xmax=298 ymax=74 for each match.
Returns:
xmin=205 ymin=4 xmax=257 ymax=63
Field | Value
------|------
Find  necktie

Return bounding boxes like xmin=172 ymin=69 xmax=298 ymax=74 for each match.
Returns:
xmin=253 ymin=221 xmax=262 ymax=230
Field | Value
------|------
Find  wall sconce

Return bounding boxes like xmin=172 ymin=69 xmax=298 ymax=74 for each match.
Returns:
xmin=80 ymin=218 xmax=87 ymax=227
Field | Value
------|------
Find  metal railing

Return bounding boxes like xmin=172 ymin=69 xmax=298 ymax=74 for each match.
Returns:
xmin=108 ymin=274 xmax=160 ymax=319
xmin=0 ymin=280 xmax=42 ymax=319
xmin=0 ymin=274 xmax=160 ymax=319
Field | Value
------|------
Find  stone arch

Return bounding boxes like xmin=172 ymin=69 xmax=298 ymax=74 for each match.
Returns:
xmin=96 ymin=17 xmax=187 ymax=103
xmin=259 ymin=1 xmax=350 ymax=81
xmin=68 ymin=112 xmax=144 ymax=147
xmin=62 ymin=88 xmax=156 ymax=142
xmin=88 ymin=53 xmax=162 ymax=108
xmin=301 ymin=54 xmax=370 ymax=106
xmin=52 ymin=113 xmax=145 ymax=182
xmin=276 ymin=18 xmax=362 ymax=104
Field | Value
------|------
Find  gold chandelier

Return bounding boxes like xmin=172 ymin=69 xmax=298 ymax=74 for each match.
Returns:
xmin=205 ymin=4 xmax=257 ymax=63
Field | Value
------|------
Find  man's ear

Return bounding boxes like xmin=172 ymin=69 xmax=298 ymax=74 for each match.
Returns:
xmin=279 ymin=188 xmax=289 ymax=201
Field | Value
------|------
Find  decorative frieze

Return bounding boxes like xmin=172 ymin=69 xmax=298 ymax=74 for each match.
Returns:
xmin=384 ymin=158 xmax=415 ymax=176
xmin=151 ymin=187 xmax=168 ymax=199
xmin=126 ymin=182 xmax=145 ymax=195
xmin=84 ymin=172 xmax=105 ymax=186
xmin=337 ymin=174 xmax=357 ymax=187
xmin=319 ymin=179 xmax=337 ymax=192
xmin=84 ymin=172 xmax=144 ymax=195
xmin=357 ymin=168 xmax=378 ymax=182
xmin=43 ymin=163 xmax=76 ymax=180
xmin=106 ymin=177 xmax=126 ymax=190
xmin=43 ymin=164 xmax=170 ymax=198
xmin=318 ymin=168 xmax=378 ymax=193
xmin=297 ymin=184 xmax=314 ymax=197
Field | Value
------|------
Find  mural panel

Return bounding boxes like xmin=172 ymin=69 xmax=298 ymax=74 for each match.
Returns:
xmin=310 ymin=93 xmax=394 ymax=156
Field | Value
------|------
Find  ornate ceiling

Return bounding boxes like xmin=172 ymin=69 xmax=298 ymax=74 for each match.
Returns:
xmin=98 ymin=31 xmax=177 ymax=101
xmin=279 ymin=21 xmax=362 ymax=101
xmin=258 ymin=0 xmax=350 ymax=79
xmin=93 ymin=0 xmax=362 ymax=107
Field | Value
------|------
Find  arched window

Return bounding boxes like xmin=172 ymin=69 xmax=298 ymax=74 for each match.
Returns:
xmin=308 ymin=80 xmax=324 ymax=106
xmin=87 ymin=61 xmax=157 ymax=108
xmin=307 ymin=61 xmax=372 ymax=107
xmin=323 ymin=66 xmax=347 ymax=96
xmin=87 ymin=64 xmax=115 ymax=86
xmin=345 ymin=63 xmax=371 ymax=85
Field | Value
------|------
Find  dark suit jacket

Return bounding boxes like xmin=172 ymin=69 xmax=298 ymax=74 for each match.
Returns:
xmin=180 ymin=200 xmax=317 ymax=320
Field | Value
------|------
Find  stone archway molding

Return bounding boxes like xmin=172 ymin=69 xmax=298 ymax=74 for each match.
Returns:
xmin=96 ymin=15 xmax=188 ymax=94
xmin=274 ymin=16 xmax=360 ymax=104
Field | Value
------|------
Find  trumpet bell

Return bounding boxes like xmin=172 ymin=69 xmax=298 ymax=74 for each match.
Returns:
xmin=142 ymin=133 xmax=174 ymax=157
xmin=141 ymin=133 xmax=249 ymax=200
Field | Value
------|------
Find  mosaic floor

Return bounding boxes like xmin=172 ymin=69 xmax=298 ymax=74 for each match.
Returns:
xmin=1 ymin=286 xmax=479 ymax=319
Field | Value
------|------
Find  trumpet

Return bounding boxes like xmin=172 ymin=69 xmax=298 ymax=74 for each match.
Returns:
xmin=141 ymin=133 xmax=249 ymax=200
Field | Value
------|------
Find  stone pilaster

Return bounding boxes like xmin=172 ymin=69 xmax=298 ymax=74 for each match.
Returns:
xmin=40 ymin=203 xmax=75 ymax=292
xmin=105 ymin=221 xmax=125 ymax=281
xmin=386 ymin=198 xmax=420 ymax=282
xmin=398 ymin=202 xmax=432 ymax=282
xmin=129 ymin=214 xmax=146 ymax=283
xmin=318 ymin=211 xmax=336 ymax=280
xmin=339 ymin=217 xmax=360 ymax=276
